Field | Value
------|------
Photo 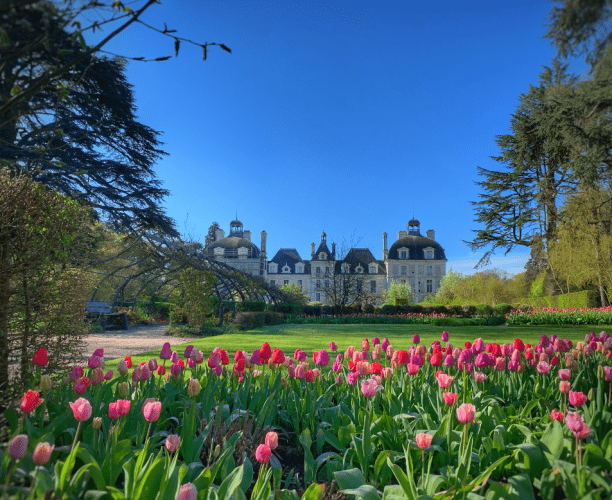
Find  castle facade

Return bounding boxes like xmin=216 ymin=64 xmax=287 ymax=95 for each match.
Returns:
xmin=207 ymin=218 xmax=447 ymax=304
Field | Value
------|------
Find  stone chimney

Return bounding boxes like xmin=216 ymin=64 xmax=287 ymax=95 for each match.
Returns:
xmin=215 ymin=229 xmax=225 ymax=240
xmin=426 ymin=229 xmax=435 ymax=240
xmin=260 ymin=231 xmax=267 ymax=252
xmin=398 ymin=231 xmax=407 ymax=239
xmin=331 ymin=242 xmax=336 ymax=258
xmin=311 ymin=243 xmax=315 ymax=259
xmin=383 ymin=232 xmax=388 ymax=260
xmin=243 ymin=230 xmax=251 ymax=241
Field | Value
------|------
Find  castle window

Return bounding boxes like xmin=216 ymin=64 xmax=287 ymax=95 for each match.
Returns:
xmin=427 ymin=279 xmax=433 ymax=293
xmin=426 ymin=250 xmax=433 ymax=259
xmin=283 ymin=280 xmax=289 ymax=286
xmin=269 ymin=264 xmax=277 ymax=273
xmin=319 ymin=252 xmax=327 ymax=260
xmin=316 ymin=293 xmax=321 ymax=301
xmin=269 ymin=280 xmax=276 ymax=286
xmin=282 ymin=265 xmax=291 ymax=273
xmin=325 ymin=280 xmax=330 ymax=289
xmin=355 ymin=265 xmax=364 ymax=274
xmin=401 ymin=266 xmax=407 ymax=275
xmin=316 ymin=280 xmax=321 ymax=289
xmin=427 ymin=266 xmax=432 ymax=275
xmin=356 ymin=281 xmax=363 ymax=293
xmin=400 ymin=251 xmax=407 ymax=259
xmin=341 ymin=263 xmax=350 ymax=274
xmin=296 ymin=265 xmax=303 ymax=273
xmin=370 ymin=281 xmax=376 ymax=293
xmin=369 ymin=264 xmax=377 ymax=273
xmin=214 ymin=247 xmax=224 ymax=257
xmin=238 ymin=247 xmax=248 ymax=257
xmin=316 ymin=266 xmax=322 ymax=276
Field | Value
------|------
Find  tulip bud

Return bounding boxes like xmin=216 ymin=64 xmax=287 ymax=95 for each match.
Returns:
xmin=117 ymin=359 xmax=129 ymax=376
xmin=8 ymin=434 xmax=28 ymax=460
xmin=213 ymin=444 xmax=221 ymax=459
xmin=93 ymin=417 xmax=102 ymax=429
xmin=188 ymin=378 xmax=201 ymax=396
xmin=598 ymin=365 xmax=605 ymax=379
xmin=588 ymin=388 xmax=595 ymax=401
xmin=32 ymin=442 xmax=54 ymax=465
xmin=117 ymin=382 xmax=129 ymax=398
xmin=40 ymin=375 xmax=53 ymax=391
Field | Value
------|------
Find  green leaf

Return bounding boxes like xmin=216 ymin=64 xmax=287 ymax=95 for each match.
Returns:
xmin=239 ymin=455 xmax=253 ymax=493
xmin=512 ymin=443 xmax=546 ymax=479
xmin=301 ymin=483 xmax=326 ymax=500
xmin=216 ymin=464 xmax=244 ymax=500
xmin=334 ymin=468 xmax=367 ymax=490
xmin=508 ymin=473 xmax=535 ymax=500
xmin=539 ymin=420 xmax=563 ymax=460
xmin=342 ymin=485 xmax=382 ymax=500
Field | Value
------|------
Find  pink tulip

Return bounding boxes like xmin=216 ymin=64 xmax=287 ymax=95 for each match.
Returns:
xmin=148 ymin=358 xmax=158 ymax=371
xmin=294 ymin=365 xmax=305 ymax=379
xmin=176 ymin=483 xmax=197 ymax=500
xmin=473 ymin=371 xmax=486 ymax=383
xmin=441 ymin=331 xmax=449 ymax=342
xmin=116 ymin=399 xmax=130 ymax=416
xmin=347 ymin=372 xmax=358 ymax=386
xmin=314 ymin=350 xmax=330 ymax=367
xmin=569 ymin=391 xmax=587 ymax=407
xmin=559 ymin=381 xmax=571 ymax=394
xmin=108 ymin=402 xmax=120 ymax=419
xmin=88 ymin=355 xmax=101 ymax=369
xmin=170 ymin=351 xmax=179 ymax=363
xmin=70 ymin=366 xmax=84 ymax=381
xmin=381 ymin=367 xmax=393 ymax=379
xmin=265 ymin=431 xmax=279 ymax=450
xmin=537 ymin=361 xmax=550 ymax=374
xmin=117 ymin=359 xmax=129 ymax=376
xmin=436 ymin=373 xmax=454 ymax=389
xmin=165 ymin=434 xmax=180 ymax=452
xmin=407 ymin=363 xmax=419 ymax=375
xmin=141 ymin=398 xmax=155 ymax=415
xmin=329 ymin=341 xmax=338 ymax=351
xmin=69 ymin=398 xmax=92 ymax=421
xmin=443 ymin=392 xmax=458 ymax=405
xmin=558 ymin=369 xmax=571 ymax=380
xmin=32 ymin=442 xmax=54 ymax=464
xmin=90 ymin=368 xmax=104 ymax=385
xmin=8 ymin=434 xmax=28 ymax=459
xmin=415 ymin=433 xmax=433 ymax=450
xmin=143 ymin=401 xmax=161 ymax=422
xmin=565 ymin=412 xmax=591 ymax=439
xmin=160 ymin=342 xmax=172 ymax=360
xmin=361 ymin=378 xmax=381 ymax=397
xmin=104 ymin=369 xmax=114 ymax=380
xmin=604 ymin=366 xmax=612 ymax=382
xmin=255 ymin=443 xmax=272 ymax=463
xmin=456 ymin=403 xmax=475 ymax=423
xmin=550 ymin=409 xmax=564 ymax=422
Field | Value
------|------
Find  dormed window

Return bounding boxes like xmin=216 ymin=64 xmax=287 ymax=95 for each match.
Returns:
xmin=369 ymin=264 xmax=377 ymax=274
xmin=214 ymin=247 xmax=224 ymax=256
xmin=282 ymin=265 xmax=291 ymax=273
xmin=319 ymin=252 xmax=327 ymax=260
xmin=295 ymin=264 xmax=303 ymax=273
xmin=355 ymin=265 xmax=364 ymax=274
xmin=268 ymin=264 xmax=277 ymax=273
xmin=341 ymin=263 xmax=350 ymax=274
xmin=238 ymin=247 xmax=248 ymax=257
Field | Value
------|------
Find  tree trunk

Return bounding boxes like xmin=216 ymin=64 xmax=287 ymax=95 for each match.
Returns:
xmin=0 ymin=231 xmax=12 ymax=406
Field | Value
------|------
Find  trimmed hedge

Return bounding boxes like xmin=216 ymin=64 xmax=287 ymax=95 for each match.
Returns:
xmin=231 ymin=311 xmax=285 ymax=331
xmin=516 ymin=290 xmax=598 ymax=309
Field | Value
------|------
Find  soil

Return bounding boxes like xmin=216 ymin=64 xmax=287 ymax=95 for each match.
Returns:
xmin=84 ymin=323 xmax=199 ymax=360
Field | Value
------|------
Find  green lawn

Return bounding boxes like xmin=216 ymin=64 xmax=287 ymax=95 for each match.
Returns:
xmin=104 ymin=323 xmax=606 ymax=369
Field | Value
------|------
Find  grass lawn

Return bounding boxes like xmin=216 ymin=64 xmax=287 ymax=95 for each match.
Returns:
xmin=104 ymin=323 xmax=607 ymax=369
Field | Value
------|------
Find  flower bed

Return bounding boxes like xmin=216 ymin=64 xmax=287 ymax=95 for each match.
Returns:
xmin=3 ymin=331 xmax=612 ymax=499
xmin=507 ymin=306 xmax=612 ymax=326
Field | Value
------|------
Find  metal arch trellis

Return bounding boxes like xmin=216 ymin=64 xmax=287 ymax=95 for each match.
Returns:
xmin=86 ymin=232 xmax=289 ymax=320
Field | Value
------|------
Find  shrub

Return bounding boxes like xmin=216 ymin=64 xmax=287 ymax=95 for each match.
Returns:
xmin=309 ymin=301 xmax=323 ymax=307
xmin=231 ymin=312 xmax=285 ymax=331
xmin=474 ymin=303 xmax=494 ymax=316
xmin=446 ymin=305 xmax=463 ymax=317
xmin=398 ymin=305 xmax=411 ymax=314
xmin=433 ymin=305 xmax=448 ymax=314
xmin=321 ymin=305 xmax=332 ymax=316
xmin=410 ymin=304 xmax=424 ymax=314
xmin=362 ymin=304 xmax=374 ymax=314
xmin=276 ymin=303 xmax=300 ymax=314
xmin=242 ymin=300 xmax=267 ymax=312
xmin=493 ymin=303 xmax=514 ymax=315
xmin=462 ymin=304 xmax=476 ymax=317
xmin=381 ymin=305 xmax=397 ymax=315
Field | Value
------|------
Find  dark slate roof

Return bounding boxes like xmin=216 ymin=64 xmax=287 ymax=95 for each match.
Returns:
xmin=313 ymin=241 xmax=333 ymax=260
xmin=269 ymin=249 xmax=311 ymax=274
xmin=207 ymin=236 xmax=260 ymax=258
xmin=388 ymin=235 xmax=446 ymax=261
xmin=335 ymin=248 xmax=387 ymax=275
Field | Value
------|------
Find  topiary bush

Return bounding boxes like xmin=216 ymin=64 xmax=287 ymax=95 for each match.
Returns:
xmin=446 ymin=305 xmax=463 ymax=317
xmin=474 ymin=303 xmax=494 ymax=316
xmin=382 ymin=304 xmax=398 ymax=315
xmin=321 ymin=305 xmax=332 ymax=316
xmin=462 ymin=304 xmax=477 ymax=317
xmin=362 ymin=304 xmax=374 ymax=314
xmin=493 ymin=303 xmax=514 ymax=315
xmin=242 ymin=300 xmax=267 ymax=312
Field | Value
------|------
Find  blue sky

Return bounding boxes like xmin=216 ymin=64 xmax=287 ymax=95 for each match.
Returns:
xmin=92 ymin=0 xmax=588 ymax=276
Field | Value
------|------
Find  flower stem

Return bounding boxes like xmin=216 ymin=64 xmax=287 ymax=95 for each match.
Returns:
xmin=71 ymin=421 xmax=83 ymax=453
xmin=2 ymin=462 xmax=17 ymax=499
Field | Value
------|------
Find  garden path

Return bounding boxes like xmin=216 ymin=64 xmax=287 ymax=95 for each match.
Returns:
xmin=85 ymin=324 xmax=197 ymax=360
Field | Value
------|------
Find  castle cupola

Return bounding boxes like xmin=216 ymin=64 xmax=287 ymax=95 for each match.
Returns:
xmin=229 ymin=219 xmax=244 ymax=237
xmin=407 ymin=218 xmax=421 ymax=236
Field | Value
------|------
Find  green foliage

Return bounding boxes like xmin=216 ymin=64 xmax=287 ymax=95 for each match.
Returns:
xmin=384 ymin=281 xmax=413 ymax=306
xmin=242 ymin=301 xmax=267 ymax=312
xmin=174 ymin=268 xmax=218 ymax=330
xmin=280 ymin=283 xmax=310 ymax=306
xmin=529 ymin=272 xmax=547 ymax=298
xmin=516 ymin=290 xmax=599 ymax=309
xmin=231 ymin=312 xmax=285 ymax=331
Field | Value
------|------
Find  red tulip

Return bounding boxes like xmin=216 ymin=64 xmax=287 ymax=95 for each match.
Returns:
xmin=271 ymin=348 xmax=285 ymax=364
xmin=443 ymin=392 xmax=458 ymax=405
xmin=415 ymin=433 xmax=433 ymax=450
xmin=32 ymin=442 xmax=54 ymax=464
xmin=20 ymin=390 xmax=44 ymax=414
xmin=255 ymin=444 xmax=272 ymax=463
xmin=513 ymin=338 xmax=525 ymax=352
xmin=124 ymin=355 xmax=132 ymax=369
xmin=569 ymin=391 xmax=587 ymax=407
xmin=550 ymin=409 xmax=564 ymax=422
xmin=456 ymin=403 xmax=476 ymax=423
xmin=32 ymin=348 xmax=48 ymax=366
xmin=260 ymin=342 xmax=272 ymax=363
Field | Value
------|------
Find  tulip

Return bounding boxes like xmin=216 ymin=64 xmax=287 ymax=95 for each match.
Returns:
xmin=104 ymin=369 xmax=114 ymax=380
xmin=361 ymin=338 xmax=370 ymax=351
xmin=415 ymin=432 xmax=433 ymax=450
xmin=91 ymin=368 xmax=105 ymax=385
xmin=412 ymin=334 xmax=420 ymax=345
xmin=170 ymin=351 xmax=179 ymax=363
xmin=381 ymin=367 xmax=393 ymax=379
xmin=537 ymin=361 xmax=550 ymax=374
xmin=70 ymin=366 xmax=84 ymax=381
xmin=8 ymin=434 xmax=28 ymax=460
xmin=569 ymin=391 xmax=587 ymax=407
xmin=361 ymin=378 xmax=381 ymax=397
xmin=456 ymin=403 xmax=475 ymax=423
xmin=255 ymin=443 xmax=272 ymax=463
xmin=160 ymin=342 xmax=172 ymax=360
xmin=441 ymin=331 xmax=449 ymax=342
xmin=559 ymin=381 xmax=571 ymax=394
xmin=473 ymin=371 xmax=486 ymax=383
xmin=157 ymin=365 xmax=166 ymax=376
xmin=108 ymin=402 xmax=120 ymax=419
xmin=265 ymin=431 xmax=279 ymax=450
xmin=335 ymin=374 xmax=343 ymax=385
xmin=33 ymin=347 xmax=48 ymax=366
xmin=20 ymin=389 xmax=44 ymax=414
xmin=143 ymin=401 xmax=161 ymax=422
xmin=40 ymin=375 xmax=53 ymax=391
xmin=329 ymin=341 xmax=338 ymax=351
xmin=304 ymin=370 xmax=315 ymax=383
xmin=116 ymin=399 xmax=130 ymax=416
xmin=165 ymin=434 xmax=180 ymax=453
xmin=260 ymin=342 xmax=272 ymax=363
xmin=33 ymin=442 xmax=55 ymax=464
xmin=176 ymin=483 xmax=198 ymax=500
xmin=188 ymin=378 xmax=201 ymax=396
xmin=314 ymin=350 xmax=330 ymax=367
xmin=92 ymin=417 xmax=102 ymax=430
xmin=347 ymin=372 xmax=358 ymax=386
xmin=443 ymin=392 xmax=458 ymax=405
xmin=332 ymin=361 xmax=342 ymax=373
xmin=550 ymin=409 xmax=564 ymax=422
xmin=558 ymin=369 xmax=571 ymax=380
xmin=117 ymin=359 xmax=129 ymax=376
xmin=70 ymin=398 xmax=92 ymax=421
xmin=88 ymin=355 xmax=101 ymax=369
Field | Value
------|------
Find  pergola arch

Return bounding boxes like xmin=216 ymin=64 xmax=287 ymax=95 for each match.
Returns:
xmin=86 ymin=232 xmax=289 ymax=322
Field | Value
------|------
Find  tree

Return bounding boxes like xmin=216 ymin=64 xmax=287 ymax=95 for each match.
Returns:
xmin=205 ymin=222 xmax=221 ymax=248
xmin=383 ymin=281 xmax=413 ymax=306
xmin=280 ymin=283 xmax=309 ymax=306
xmin=433 ymin=269 xmax=464 ymax=304
xmin=467 ymin=62 xmax=578 ymax=267
xmin=548 ymin=187 xmax=612 ymax=304
xmin=0 ymin=170 xmax=93 ymax=403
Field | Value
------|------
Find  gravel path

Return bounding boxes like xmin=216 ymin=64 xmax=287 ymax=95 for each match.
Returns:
xmin=85 ymin=324 xmax=199 ymax=360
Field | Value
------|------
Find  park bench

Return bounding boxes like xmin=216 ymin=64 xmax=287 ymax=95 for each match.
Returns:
xmin=86 ymin=301 xmax=128 ymax=330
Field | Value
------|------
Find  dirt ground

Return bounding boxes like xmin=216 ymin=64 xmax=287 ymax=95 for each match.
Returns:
xmin=84 ymin=324 xmax=199 ymax=360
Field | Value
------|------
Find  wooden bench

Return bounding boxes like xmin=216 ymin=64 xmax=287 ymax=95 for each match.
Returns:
xmin=86 ymin=301 xmax=128 ymax=330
